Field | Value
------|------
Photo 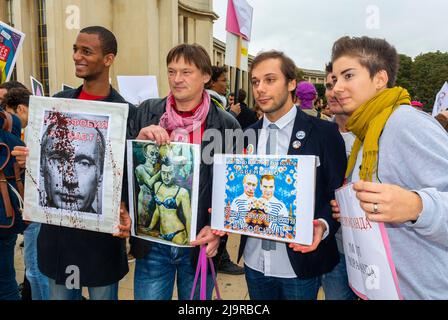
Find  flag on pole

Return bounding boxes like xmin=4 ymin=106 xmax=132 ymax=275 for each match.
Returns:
xmin=225 ymin=0 xmax=253 ymax=72
xmin=225 ymin=33 xmax=249 ymax=72
xmin=226 ymin=0 xmax=253 ymax=41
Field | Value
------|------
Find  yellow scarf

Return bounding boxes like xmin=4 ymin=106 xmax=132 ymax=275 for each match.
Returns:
xmin=346 ymin=87 xmax=411 ymax=181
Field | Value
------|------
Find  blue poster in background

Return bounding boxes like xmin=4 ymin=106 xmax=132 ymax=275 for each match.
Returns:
xmin=223 ymin=157 xmax=298 ymax=240
xmin=0 ymin=21 xmax=25 ymax=84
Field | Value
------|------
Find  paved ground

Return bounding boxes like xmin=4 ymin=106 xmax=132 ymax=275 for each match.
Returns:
xmin=14 ymin=233 xmax=249 ymax=300
xmin=14 ymin=233 xmax=324 ymax=300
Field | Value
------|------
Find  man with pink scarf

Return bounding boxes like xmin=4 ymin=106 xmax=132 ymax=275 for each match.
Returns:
xmin=128 ymin=44 xmax=241 ymax=300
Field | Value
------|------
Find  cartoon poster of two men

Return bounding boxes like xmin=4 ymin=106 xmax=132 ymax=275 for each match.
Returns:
xmin=212 ymin=155 xmax=317 ymax=246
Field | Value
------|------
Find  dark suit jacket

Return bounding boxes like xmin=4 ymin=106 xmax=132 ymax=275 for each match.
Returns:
xmin=238 ymin=106 xmax=347 ymax=279
xmin=236 ymin=102 xmax=258 ymax=130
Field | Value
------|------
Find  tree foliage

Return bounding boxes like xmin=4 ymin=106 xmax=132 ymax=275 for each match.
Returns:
xmin=295 ymin=68 xmax=305 ymax=82
xmin=396 ymin=54 xmax=414 ymax=96
xmin=315 ymin=83 xmax=326 ymax=101
xmin=396 ymin=51 xmax=448 ymax=113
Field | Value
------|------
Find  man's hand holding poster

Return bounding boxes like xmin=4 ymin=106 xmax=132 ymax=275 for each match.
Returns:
xmin=23 ymin=96 xmax=129 ymax=234
xmin=335 ymin=184 xmax=402 ymax=300
xmin=212 ymin=155 xmax=316 ymax=246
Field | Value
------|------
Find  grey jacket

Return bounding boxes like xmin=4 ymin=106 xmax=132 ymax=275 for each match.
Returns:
xmin=377 ymin=106 xmax=448 ymax=299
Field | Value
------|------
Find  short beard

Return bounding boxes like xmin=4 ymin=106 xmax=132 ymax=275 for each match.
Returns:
xmin=260 ymin=89 xmax=290 ymax=116
xmin=78 ymin=72 xmax=101 ymax=82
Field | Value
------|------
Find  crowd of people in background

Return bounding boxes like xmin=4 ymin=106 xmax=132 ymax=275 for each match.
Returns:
xmin=1 ymin=25 xmax=447 ymax=301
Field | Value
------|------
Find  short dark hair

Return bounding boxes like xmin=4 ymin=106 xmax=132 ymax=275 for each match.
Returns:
xmin=3 ymin=87 xmax=31 ymax=111
xmin=324 ymin=63 xmax=335 ymax=91
xmin=211 ymin=66 xmax=227 ymax=82
xmin=0 ymin=81 xmax=28 ymax=91
xmin=161 ymin=156 xmax=173 ymax=168
xmin=238 ymin=89 xmax=247 ymax=104
xmin=331 ymin=36 xmax=398 ymax=88
xmin=250 ymin=51 xmax=297 ymax=98
xmin=261 ymin=175 xmax=275 ymax=185
xmin=325 ymin=62 xmax=333 ymax=75
xmin=80 ymin=26 xmax=118 ymax=56
xmin=166 ymin=44 xmax=212 ymax=76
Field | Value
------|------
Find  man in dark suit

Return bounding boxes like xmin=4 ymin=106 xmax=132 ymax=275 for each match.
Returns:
xmin=237 ymin=50 xmax=347 ymax=300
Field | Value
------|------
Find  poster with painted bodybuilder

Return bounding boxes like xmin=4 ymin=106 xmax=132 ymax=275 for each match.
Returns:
xmin=127 ymin=141 xmax=200 ymax=247
xmin=23 ymin=96 xmax=129 ymax=234
xmin=211 ymin=155 xmax=316 ymax=246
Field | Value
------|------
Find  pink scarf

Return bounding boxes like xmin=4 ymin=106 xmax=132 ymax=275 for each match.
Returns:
xmin=159 ymin=91 xmax=211 ymax=133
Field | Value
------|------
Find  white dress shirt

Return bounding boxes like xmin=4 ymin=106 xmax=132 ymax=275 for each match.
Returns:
xmin=243 ymin=105 xmax=329 ymax=278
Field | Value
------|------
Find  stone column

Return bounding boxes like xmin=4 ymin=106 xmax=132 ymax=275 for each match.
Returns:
xmin=112 ymin=0 xmax=160 ymax=92
xmin=45 ymin=0 xmax=114 ymax=94
xmin=158 ymin=0 xmax=178 ymax=96
xmin=178 ymin=14 xmax=184 ymax=44
xmin=10 ymin=0 xmax=40 ymax=88
xmin=194 ymin=18 xmax=213 ymax=55
xmin=0 ymin=1 xmax=9 ymax=25
xmin=186 ymin=17 xmax=195 ymax=44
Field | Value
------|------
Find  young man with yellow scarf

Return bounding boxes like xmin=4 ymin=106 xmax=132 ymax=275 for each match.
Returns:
xmin=330 ymin=36 xmax=448 ymax=300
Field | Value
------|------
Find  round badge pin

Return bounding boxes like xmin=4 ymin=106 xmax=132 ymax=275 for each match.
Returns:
xmin=296 ymin=131 xmax=306 ymax=140
xmin=247 ymin=144 xmax=255 ymax=155
xmin=292 ymin=141 xmax=302 ymax=150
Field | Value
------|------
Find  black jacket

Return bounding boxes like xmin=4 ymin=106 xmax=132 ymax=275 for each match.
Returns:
xmin=37 ymin=85 xmax=136 ymax=287
xmin=238 ymin=107 xmax=347 ymax=279
xmin=128 ymin=97 xmax=241 ymax=268
xmin=0 ymin=114 xmax=26 ymax=234
xmin=235 ymin=102 xmax=258 ymax=130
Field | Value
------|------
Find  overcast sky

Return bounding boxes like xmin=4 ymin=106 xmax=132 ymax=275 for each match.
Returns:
xmin=213 ymin=0 xmax=448 ymax=70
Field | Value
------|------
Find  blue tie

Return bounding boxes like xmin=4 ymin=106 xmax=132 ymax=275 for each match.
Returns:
xmin=265 ymin=123 xmax=278 ymax=155
xmin=262 ymin=123 xmax=278 ymax=251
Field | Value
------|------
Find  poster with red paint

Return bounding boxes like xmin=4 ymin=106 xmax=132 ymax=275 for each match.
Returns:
xmin=23 ymin=96 xmax=129 ymax=234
